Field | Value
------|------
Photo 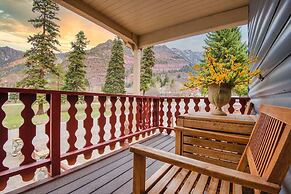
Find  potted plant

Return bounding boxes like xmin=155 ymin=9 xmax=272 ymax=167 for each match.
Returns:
xmin=184 ymin=50 xmax=260 ymax=116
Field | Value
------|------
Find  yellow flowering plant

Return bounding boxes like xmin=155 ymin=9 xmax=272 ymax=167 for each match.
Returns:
xmin=184 ymin=50 xmax=260 ymax=90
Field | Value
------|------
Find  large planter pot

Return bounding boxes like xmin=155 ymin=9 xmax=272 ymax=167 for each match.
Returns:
xmin=208 ymin=84 xmax=232 ymax=116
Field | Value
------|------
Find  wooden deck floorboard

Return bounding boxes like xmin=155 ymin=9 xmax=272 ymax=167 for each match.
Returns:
xmin=19 ymin=134 xmax=174 ymax=194
xmin=93 ymin=143 xmax=175 ymax=194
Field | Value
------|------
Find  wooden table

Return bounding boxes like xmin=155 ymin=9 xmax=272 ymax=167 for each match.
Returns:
xmin=175 ymin=113 xmax=256 ymax=169
xmin=177 ymin=113 xmax=256 ymax=135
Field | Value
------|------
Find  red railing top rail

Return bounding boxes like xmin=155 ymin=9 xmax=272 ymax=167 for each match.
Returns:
xmin=0 ymin=87 xmax=250 ymax=99
xmin=0 ymin=87 xmax=159 ymax=99
xmin=159 ymin=96 xmax=250 ymax=99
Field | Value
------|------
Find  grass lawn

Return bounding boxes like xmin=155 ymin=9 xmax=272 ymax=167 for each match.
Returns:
xmin=3 ymin=102 xmax=102 ymax=129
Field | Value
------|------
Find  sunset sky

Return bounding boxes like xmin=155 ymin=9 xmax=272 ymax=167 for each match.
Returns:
xmin=0 ymin=0 xmax=248 ymax=52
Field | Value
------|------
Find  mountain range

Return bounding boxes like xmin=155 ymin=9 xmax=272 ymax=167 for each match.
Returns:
xmin=0 ymin=40 xmax=203 ymax=91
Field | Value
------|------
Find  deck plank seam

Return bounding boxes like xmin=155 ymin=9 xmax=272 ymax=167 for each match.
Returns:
xmin=110 ymin=147 xmax=176 ymax=194
xmin=91 ymin=145 xmax=176 ymax=194
xmin=72 ymin=139 xmax=175 ymax=193
xmin=46 ymin=135 xmax=171 ymax=193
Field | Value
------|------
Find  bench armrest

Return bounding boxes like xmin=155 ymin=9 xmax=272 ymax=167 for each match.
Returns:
xmin=130 ymin=144 xmax=280 ymax=194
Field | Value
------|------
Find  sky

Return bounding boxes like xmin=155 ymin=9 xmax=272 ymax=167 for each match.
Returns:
xmin=0 ymin=0 xmax=248 ymax=52
xmin=165 ymin=25 xmax=248 ymax=52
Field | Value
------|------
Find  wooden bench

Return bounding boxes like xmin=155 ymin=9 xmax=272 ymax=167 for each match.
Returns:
xmin=130 ymin=104 xmax=291 ymax=193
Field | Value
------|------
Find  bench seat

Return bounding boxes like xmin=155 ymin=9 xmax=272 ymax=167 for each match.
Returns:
xmin=146 ymin=163 xmax=243 ymax=194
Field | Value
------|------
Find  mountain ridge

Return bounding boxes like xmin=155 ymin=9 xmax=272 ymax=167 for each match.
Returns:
xmin=0 ymin=41 xmax=203 ymax=90
xmin=0 ymin=46 xmax=24 ymax=67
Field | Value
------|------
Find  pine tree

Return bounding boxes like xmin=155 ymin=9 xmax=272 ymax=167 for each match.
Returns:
xmin=203 ymin=27 xmax=249 ymax=96
xmin=156 ymin=74 xmax=170 ymax=95
xmin=156 ymin=74 xmax=169 ymax=88
xmin=203 ymin=27 xmax=248 ymax=64
xmin=62 ymin=31 xmax=89 ymax=92
xmin=18 ymin=0 xmax=60 ymax=114
xmin=140 ymin=46 xmax=155 ymax=95
xmin=103 ymin=38 xmax=125 ymax=94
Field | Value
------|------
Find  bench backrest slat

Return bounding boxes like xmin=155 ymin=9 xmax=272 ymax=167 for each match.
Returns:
xmin=244 ymin=105 xmax=291 ymax=184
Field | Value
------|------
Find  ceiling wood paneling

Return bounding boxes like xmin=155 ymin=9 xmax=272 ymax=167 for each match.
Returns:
xmin=54 ymin=0 xmax=248 ymax=48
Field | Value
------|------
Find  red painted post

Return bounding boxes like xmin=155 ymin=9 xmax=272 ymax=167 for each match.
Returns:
xmin=135 ymin=98 xmax=142 ymax=133
xmin=135 ymin=97 xmax=143 ymax=140
xmin=128 ymin=97 xmax=134 ymax=143
xmin=141 ymin=98 xmax=146 ymax=137
xmin=84 ymin=95 xmax=93 ymax=159
xmin=50 ymin=93 xmax=61 ymax=177
xmin=0 ymin=93 xmax=8 ymax=190
xmin=228 ymin=98 xmax=236 ymax=114
xmin=239 ymin=98 xmax=248 ymax=114
xmin=119 ymin=97 xmax=126 ymax=145
xmin=159 ymin=98 xmax=164 ymax=133
xmin=174 ymin=98 xmax=181 ymax=125
xmin=204 ymin=98 xmax=211 ymax=112
xmin=193 ymin=98 xmax=200 ymax=112
xmin=45 ymin=94 xmax=51 ymax=159
xmin=109 ymin=96 xmax=117 ymax=150
xmin=153 ymin=98 xmax=159 ymax=129
xmin=184 ymin=98 xmax=190 ymax=114
xmin=66 ymin=95 xmax=78 ymax=165
xmin=97 ymin=96 xmax=106 ymax=154
xmin=146 ymin=98 xmax=151 ymax=132
xmin=19 ymin=93 xmax=36 ymax=181
xmin=166 ymin=98 xmax=172 ymax=128
xmin=145 ymin=98 xmax=151 ymax=136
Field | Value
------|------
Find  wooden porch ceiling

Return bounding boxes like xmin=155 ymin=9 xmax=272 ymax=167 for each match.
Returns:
xmin=54 ymin=0 xmax=248 ymax=48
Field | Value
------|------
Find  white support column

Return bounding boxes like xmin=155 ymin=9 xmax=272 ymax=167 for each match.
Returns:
xmin=132 ymin=47 xmax=141 ymax=95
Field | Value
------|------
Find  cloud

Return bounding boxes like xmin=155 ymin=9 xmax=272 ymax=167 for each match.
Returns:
xmin=0 ymin=10 xmax=34 ymax=39
xmin=164 ymin=25 xmax=248 ymax=52
xmin=0 ymin=0 xmax=33 ymax=25
xmin=0 ymin=0 xmax=115 ymax=51
xmin=0 ymin=32 xmax=30 ymax=50
xmin=164 ymin=34 xmax=207 ymax=52
xmin=57 ymin=8 xmax=115 ymax=51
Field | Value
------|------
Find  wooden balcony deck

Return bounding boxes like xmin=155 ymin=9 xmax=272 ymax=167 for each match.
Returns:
xmin=13 ymin=134 xmax=175 ymax=194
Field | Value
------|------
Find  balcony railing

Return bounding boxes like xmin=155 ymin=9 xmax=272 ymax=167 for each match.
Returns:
xmin=0 ymin=87 xmax=249 ymax=192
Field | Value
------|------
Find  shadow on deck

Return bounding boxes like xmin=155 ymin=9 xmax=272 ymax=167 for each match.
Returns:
xmin=13 ymin=134 xmax=175 ymax=194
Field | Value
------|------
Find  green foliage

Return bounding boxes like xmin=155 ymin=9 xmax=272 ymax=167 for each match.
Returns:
xmin=140 ymin=46 xmax=155 ymax=95
xmin=201 ymin=87 xmax=208 ymax=96
xmin=184 ymin=50 xmax=259 ymax=89
xmin=62 ymin=31 xmax=89 ymax=92
xmin=17 ymin=0 xmax=60 ymax=114
xmin=9 ymin=93 xmax=19 ymax=103
xmin=203 ymin=27 xmax=248 ymax=64
xmin=156 ymin=74 xmax=169 ymax=88
xmin=54 ymin=63 xmax=65 ymax=90
xmin=234 ymin=84 xmax=248 ymax=96
xmin=18 ymin=0 xmax=60 ymax=89
xmin=103 ymin=38 xmax=125 ymax=94
xmin=185 ymin=27 xmax=254 ymax=95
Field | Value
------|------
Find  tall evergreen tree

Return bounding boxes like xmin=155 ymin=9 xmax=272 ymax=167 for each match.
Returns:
xmin=203 ymin=27 xmax=248 ymax=64
xmin=140 ymin=46 xmax=155 ymax=95
xmin=203 ymin=27 xmax=249 ymax=95
xmin=18 ymin=0 xmax=60 ymax=114
xmin=62 ymin=31 xmax=89 ymax=92
xmin=103 ymin=38 xmax=125 ymax=94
